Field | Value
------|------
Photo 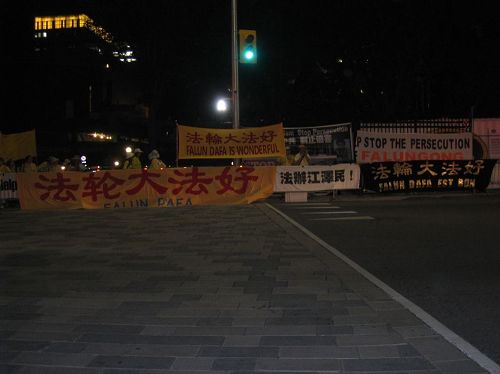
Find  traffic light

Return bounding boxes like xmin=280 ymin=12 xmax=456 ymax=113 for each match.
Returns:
xmin=239 ymin=29 xmax=257 ymax=64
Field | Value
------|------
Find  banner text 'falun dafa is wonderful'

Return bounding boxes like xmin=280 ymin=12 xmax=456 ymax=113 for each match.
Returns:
xmin=177 ymin=123 xmax=286 ymax=159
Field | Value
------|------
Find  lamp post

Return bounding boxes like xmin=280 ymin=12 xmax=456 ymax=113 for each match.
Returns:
xmin=231 ymin=0 xmax=240 ymax=166
xmin=231 ymin=0 xmax=239 ymax=131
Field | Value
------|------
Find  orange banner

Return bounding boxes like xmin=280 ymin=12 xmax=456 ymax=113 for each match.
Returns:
xmin=16 ymin=167 xmax=275 ymax=210
xmin=177 ymin=124 xmax=286 ymax=159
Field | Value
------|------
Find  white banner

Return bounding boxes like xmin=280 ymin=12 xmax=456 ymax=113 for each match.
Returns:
xmin=0 ymin=173 xmax=18 ymax=199
xmin=275 ymin=164 xmax=360 ymax=192
xmin=355 ymin=131 xmax=473 ymax=163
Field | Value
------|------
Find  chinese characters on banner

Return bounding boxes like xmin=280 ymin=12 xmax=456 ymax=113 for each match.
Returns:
xmin=355 ymin=131 xmax=473 ymax=163
xmin=16 ymin=167 xmax=276 ymax=210
xmin=361 ymin=160 xmax=496 ymax=193
xmin=275 ymin=165 xmax=360 ymax=192
xmin=177 ymin=124 xmax=286 ymax=159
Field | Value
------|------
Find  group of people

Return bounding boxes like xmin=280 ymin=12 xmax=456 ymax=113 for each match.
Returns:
xmin=122 ymin=148 xmax=166 ymax=170
xmin=0 ymin=148 xmax=167 ymax=174
xmin=0 ymin=155 xmax=84 ymax=173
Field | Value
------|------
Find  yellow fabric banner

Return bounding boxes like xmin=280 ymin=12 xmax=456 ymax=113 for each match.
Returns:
xmin=16 ymin=166 xmax=276 ymax=210
xmin=177 ymin=123 xmax=286 ymax=159
xmin=0 ymin=130 xmax=37 ymax=161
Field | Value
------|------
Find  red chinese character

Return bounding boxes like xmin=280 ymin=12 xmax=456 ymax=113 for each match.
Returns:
xmin=168 ymin=167 xmax=213 ymax=195
xmin=126 ymin=169 xmax=168 ymax=195
xmin=215 ymin=166 xmax=258 ymax=194
xmin=224 ymin=133 xmax=240 ymax=144
xmin=186 ymin=132 xmax=203 ymax=143
xmin=34 ymin=173 xmax=79 ymax=201
xmin=260 ymin=130 xmax=277 ymax=143
xmin=241 ymin=132 xmax=259 ymax=143
xmin=82 ymin=172 xmax=125 ymax=201
xmin=206 ymin=133 xmax=223 ymax=145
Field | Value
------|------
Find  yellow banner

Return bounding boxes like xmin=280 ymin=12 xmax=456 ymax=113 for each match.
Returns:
xmin=16 ymin=167 xmax=275 ymax=210
xmin=177 ymin=124 xmax=286 ymax=159
xmin=0 ymin=130 xmax=37 ymax=161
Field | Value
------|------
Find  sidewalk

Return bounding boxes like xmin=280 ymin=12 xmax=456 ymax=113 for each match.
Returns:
xmin=0 ymin=204 xmax=491 ymax=373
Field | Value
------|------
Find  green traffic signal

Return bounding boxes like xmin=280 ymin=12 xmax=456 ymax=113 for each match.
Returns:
xmin=239 ymin=29 xmax=257 ymax=64
xmin=244 ymin=48 xmax=255 ymax=61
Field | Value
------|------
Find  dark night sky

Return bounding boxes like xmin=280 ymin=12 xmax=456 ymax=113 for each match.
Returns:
xmin=4 ymin=1 xmax=500 ymax=130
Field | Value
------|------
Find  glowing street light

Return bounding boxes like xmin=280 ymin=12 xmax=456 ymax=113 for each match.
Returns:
xmin=216 ymin=98 xmax=228 ymax=112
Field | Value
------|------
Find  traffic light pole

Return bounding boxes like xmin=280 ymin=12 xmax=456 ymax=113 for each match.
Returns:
xmin=231 ymin=0 xmax=240 ymax=166
xmin=231 ymin=0 xmax=240 ymax=131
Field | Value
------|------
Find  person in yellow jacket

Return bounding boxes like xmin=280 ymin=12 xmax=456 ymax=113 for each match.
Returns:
xmin=22 ymin=155 xmax=38 ymax=172
xmin=122 ymin=152 xmax=134 ymax=169
xmin=0 ymin=157 xmax=11 ymax=173
xmin=148 ymin=149 xmax=166 ymax=170
xmin=128 ymin=148 xmax=143 ymax=169
xmin=279 ymin=146 xmax=295 ymax=166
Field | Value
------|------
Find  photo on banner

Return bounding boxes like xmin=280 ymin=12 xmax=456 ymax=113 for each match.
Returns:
xmin=284 ymin=123 xmax=354 ymax=165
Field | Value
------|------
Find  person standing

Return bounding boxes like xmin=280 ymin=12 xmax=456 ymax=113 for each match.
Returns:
xmin=293 ymin=144 xmax=311 ymax=166
xmin=69 ymin=155 xmax=86 ymax=171
xmin=122 ymin=152 xmax=134 ymax=169
xmin=47 ymin=156 xmax=61 ymax=172
xmin=129 ymin=148 xmax=143 ymax=169
xmin=0 ymin=158 xmax=11 ymax=172
xmin=148 ymin=149 xmax=166 ymax=169
xmin=22 ymin=155 xmax=38 ymax=173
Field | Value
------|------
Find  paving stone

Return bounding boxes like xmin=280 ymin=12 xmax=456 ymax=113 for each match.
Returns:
xmin=44 ymin=342 xmax=88 ymax=353
xmin=87 ymin=354 xmax=174 ymax=369
xmin=279 ymin=346 xmax=359 ymax=358
xmin=12 ymin=351 xmax=95 ymax=366
xmin=223 ymin=336 xmax=262 ymax=346
xmin=336 ymin=334 xmax=405 ymax=346
xmin=78 ymin=333 xmax=225 ymax=346
xmin=72 ymin=324 xmax=145 ymax=334
xmin=407 ymin=336 xmax=470 ymax=361
xmin=342 ymin=357 xmax=435 ymax=371
xmin=199 ymin=346 xmax=279 ymax=358
xmin=432 ymin=359 xmax=489 ymax=373
xmin=246 ymin=325 xmax=317 ymax=336
xmin=171 ymin=357 xmax=214 ymax=370
xmin=260 ymin=335 xmax=337 ymax=346
xmin=0 ymin=339 xmax=50 ymax=351
xmin=256 ymin=358 xmax=341 ymax=371
xmin=212 ymin=358 xmax=256 ymax=370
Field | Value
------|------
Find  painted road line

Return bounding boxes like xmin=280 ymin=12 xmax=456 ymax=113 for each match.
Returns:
xmin=310 ymin=216 xmax=374 ymax=221
xmin=288 ymin=206 xmax=341 ymax=209
xmin=265 ymin=202 xmax=500 ymax=374
xmin=302 ymin=211 xmax=357 ymax=215
xmin=279 ymin=203 xmax=331 ymax=206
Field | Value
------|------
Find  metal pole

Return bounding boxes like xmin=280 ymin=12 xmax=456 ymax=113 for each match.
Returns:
xmin=231 ymin=0 xmax=239 ymax=130
xmin=231 ymin=0 xmax=240 ymax=166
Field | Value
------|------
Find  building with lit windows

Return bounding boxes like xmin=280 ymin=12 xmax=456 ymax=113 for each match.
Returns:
xmin=29 ymin=14 xmax=147 ymax=169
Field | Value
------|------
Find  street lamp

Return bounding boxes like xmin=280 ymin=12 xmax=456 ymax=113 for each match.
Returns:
xmin=216 ymin=98 xmax=228 ymax=112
